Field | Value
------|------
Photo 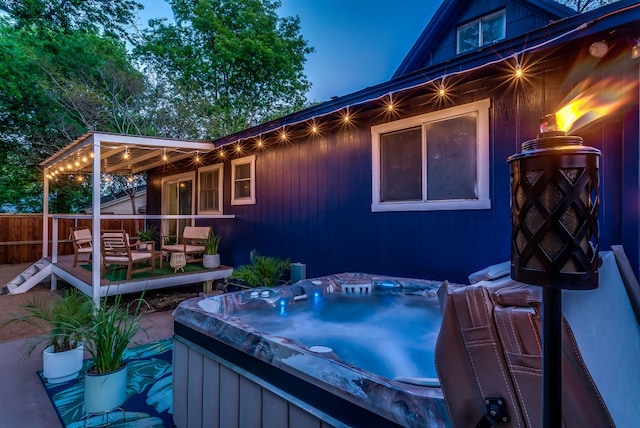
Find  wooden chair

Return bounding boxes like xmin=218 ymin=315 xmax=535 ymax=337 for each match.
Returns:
xmin=161 ymin=226 xmax=211 ymax=264
xmin=101 ymin=230 xmax=156 ymax=280
xmin=70 ymin=227 xmax=93 ymax=267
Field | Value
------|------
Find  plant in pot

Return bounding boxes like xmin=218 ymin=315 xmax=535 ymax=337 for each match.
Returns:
xmin=81 ymin=294 xmax=146 ymax=414
xmin=203 ymin=231 xmax=221 ymax=269
xmin=136 ymin=225 xmax=157 ymax=250
xmin=0 ymin=289 xmax=94 ymax=384
xmin=229 ymin=249 xmax=290 ymax=290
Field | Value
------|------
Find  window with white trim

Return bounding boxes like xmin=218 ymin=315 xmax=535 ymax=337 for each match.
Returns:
xmin=231 ymin=155 xmax=256 ymax=205
xmin=457 ymin=10 xmax=506 ymax=54
xmin=371 ymin=99 xmax=491 ymax=212
xmin=198 ymin=163 xmax=223 ymax=214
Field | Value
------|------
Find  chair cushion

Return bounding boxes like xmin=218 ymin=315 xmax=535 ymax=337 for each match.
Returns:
xmin=105 ymin=252 xmax=152 ymax=263
xmin=161 ymin=244 xmax=205 ymax=253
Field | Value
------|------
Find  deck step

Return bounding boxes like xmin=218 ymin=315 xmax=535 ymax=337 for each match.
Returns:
xmin=2 ymin=258 xmax=52 ymax=294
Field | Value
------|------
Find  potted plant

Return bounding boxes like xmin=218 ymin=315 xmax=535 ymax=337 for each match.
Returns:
xmin=0 ymin=289 xmax=94 ymax=384
xmin=229 ymin=249 xmax=290 ymax=289
xmin=136 ymin=225 xmax=157 ymax=250
xmin=203 ymin=231 xmax=221 ymax=269
xmin=81 ymin=294 xmax=146 ymax=414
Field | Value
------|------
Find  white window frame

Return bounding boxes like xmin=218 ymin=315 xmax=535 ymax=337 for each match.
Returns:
xmin=197 ymin=163 xmax=224 ymax=214
xmin=457 ymin=9 xmax=506 ymax=54
xmin=231 ymin=155 xmax=256 ymax=205
xmin=371 ymin=99 xmax=491 ymax=212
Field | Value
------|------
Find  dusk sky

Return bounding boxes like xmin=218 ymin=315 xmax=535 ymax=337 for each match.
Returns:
xmin=138 ymin=0 xmax=443 ymax=102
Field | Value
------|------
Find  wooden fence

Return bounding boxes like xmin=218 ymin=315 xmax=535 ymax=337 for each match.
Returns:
xmin=0 ymin=214 xmax=143 ymax=265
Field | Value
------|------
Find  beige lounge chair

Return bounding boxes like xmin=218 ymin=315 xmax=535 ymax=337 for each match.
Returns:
xmin=101 ymin=230 xmax=156 ymax=280
xmin=70 ymin=227 xmax=93 ymax=267
xmin=161 ymin=226 xmax=211 ymax=264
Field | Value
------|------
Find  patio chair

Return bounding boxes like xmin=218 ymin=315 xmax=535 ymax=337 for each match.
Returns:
xmin=161 ymin=226 xmax=211 ymax=265
xmin=70 ymin=227 xmax=93 ymax=267
xmin=101 ymin=230 xmax=156 ymax=280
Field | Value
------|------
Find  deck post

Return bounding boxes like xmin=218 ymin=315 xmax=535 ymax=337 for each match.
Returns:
xmin=91 ymin=137 xmax=102 ymax=306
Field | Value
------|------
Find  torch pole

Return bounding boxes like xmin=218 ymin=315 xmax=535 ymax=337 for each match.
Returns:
xmin=542 ymin=287 xmax=563 ymax=427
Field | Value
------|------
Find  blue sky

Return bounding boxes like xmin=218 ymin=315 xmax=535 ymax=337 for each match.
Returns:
xmin=137 ymin=0 xmax=443 ymax=102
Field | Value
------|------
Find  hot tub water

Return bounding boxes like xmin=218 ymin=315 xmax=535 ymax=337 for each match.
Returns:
xmin=232 ymin=292 xmax=442 ymax=380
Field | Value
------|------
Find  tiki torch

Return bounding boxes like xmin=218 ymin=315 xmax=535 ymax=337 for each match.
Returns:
xmin=507 ymin=113 xmax=600 ymax=427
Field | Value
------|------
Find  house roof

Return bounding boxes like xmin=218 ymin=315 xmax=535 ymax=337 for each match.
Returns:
xmin=210 ymin=0 xmax=639 ymax=150
xmin=392 ymin=0 xmax=577 ymax=79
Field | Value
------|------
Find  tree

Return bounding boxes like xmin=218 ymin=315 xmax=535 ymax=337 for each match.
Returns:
xmin=134 ymin=0 xmax=313 ymax=139
xmin=0 ymin=0 xmax=142 ymax=39
xmin=0 ymin=2 xmax=146 ymax=212
xmin=555 ymin=0 xmax=620 ymax=12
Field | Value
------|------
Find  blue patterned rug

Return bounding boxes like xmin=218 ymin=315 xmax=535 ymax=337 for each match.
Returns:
xmin=38 ymin=338 xmax=174 ymax=428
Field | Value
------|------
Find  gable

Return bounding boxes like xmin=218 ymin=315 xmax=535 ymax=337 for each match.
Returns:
xmin=393 ymin=0 xmax=576 ymax=78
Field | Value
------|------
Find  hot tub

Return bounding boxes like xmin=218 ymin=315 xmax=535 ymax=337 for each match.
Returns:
xmin=172 ymin=273 xmax=453 ymax=428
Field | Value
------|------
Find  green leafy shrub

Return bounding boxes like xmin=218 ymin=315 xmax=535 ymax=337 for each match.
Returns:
xmin=230 ymin=249 xmax=290 ymax=287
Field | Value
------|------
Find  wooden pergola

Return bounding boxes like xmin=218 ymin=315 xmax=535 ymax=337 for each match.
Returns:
xmin=39 ymin=132 xmax=234 ymax=304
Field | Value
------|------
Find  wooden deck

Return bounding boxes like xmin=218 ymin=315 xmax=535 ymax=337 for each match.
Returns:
xmin=49 ymin=254 xmax=233 ymax=297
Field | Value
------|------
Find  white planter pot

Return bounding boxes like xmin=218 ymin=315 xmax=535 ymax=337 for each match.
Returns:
xmin=42 ymin=343 xmax=84 ymax=384
xmin=84 ymin=364 xmax=128 ymax=414
xmin=203 ymin=253 xmax=220 ymax=269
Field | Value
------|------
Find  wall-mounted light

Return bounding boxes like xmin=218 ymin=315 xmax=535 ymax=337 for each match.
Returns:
xmin=631 ymin=39 xmax=640 ymax=59
xmin=588 ymin=40 xmax=608 ymax=58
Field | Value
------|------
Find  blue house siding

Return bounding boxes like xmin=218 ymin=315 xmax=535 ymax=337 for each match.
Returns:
xmin=147 ymin=1 xmax=640 ymax=282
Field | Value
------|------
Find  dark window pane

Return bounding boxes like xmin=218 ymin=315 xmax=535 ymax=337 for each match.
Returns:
xmin=426 ymin=114 xmax=478 ymax=200
xmin=235 ymin=163 xmax=251 ymax=180
xmin=482 ymin=13 xmax=505 ymax=45
xmin=380 ymin=127 xmax=422 ymax=202
xmin=235 ymin=180 xmax=251 ymax=199
xmin=457 ymin=22 xmax=479 ymax=53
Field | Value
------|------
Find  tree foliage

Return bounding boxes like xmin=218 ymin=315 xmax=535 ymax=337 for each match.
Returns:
xmin=0 ymin=0 xmax=142 ymax=38
xmin=555 ymin=0 xmax=619 ymax=12
xmin=0 ymin=18 xmax=146 ymax=212
xmin=135 ymin=0 xmax=313 ymax=139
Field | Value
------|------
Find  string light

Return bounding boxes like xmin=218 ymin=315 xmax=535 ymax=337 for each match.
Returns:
xmin=386 ymin=95 xmax=395 ymax=112
xmin=123 ymin=147 xmax=129 ymax=160
xmin=255 ymin=137 xmax=264 ymax=149
xmin=235 ymin=144 xmax=243 ymax=154
xmin=162 ymin=149 xmax=168 ymax=162
xmin=194 ymin=150 xmax=201 ymax=163
xmin=515 ymin=63 xmax=523 ymax=79
xmin=279 ymin=128 xmax=288 ymax=142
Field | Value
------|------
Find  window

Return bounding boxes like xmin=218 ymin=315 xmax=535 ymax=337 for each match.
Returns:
xmin=371 ymin=99 xmax=491 ymax=212
xmin=231 ymin=155 xmax=256 ymax=205
xmin=198 ymin=163 xmax=223 ymax=214
xmin=457 ymin=10 xmax=505 ymax=54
